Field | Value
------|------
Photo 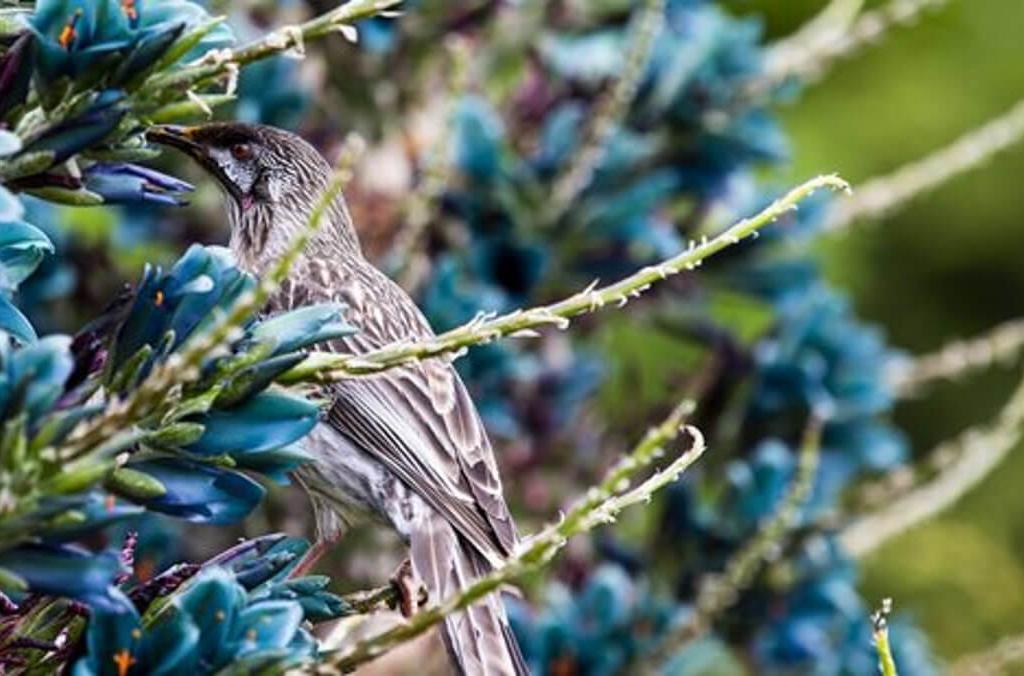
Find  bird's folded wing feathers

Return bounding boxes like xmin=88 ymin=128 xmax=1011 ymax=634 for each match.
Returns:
xmin=276 ymin=267 xmax=518 ymax=562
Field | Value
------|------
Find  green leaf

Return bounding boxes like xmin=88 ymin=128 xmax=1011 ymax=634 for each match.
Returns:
xmin=0 ymin=296 xmax=36 ymax=344
xmin=0 ymin=566 xmax=28 ymax=593
xmin=0 ymin=150 xmax=55 ymax=181
xmin=146 ymin=421 xmax=206 ymax=448
xmin=152 ymin=16 xmax=228 ymax=73
xmin=41 ymin=459 xmax=115 ymax=495
xmin=148 ymin=94 xmax=235 ymax=124
xmin=22 ymin=186 xmax=104 ymax=206
xmin=106 ymin=467 xmax=168 ymax=500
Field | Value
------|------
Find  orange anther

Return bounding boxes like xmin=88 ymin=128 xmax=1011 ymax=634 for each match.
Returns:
xmin=112 ymin=649 xmax=136 ymax=676
xmin=58 ymin=10 xmax=83 ymax=50
xmin=121 ymin=0 xmax=138 ymax=23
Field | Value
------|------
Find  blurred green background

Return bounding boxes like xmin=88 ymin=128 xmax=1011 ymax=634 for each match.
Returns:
xmin=730 ymin=0 xmax=1024 ymax=662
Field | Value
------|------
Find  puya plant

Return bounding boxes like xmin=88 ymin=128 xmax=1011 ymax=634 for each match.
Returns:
xmin=0 ymin=0 xmax=396 ymax=672
xmin=3 ymin=0 xmax=1011 ymax=674
xmin=0 ymin=2 xmax=857 ymax=674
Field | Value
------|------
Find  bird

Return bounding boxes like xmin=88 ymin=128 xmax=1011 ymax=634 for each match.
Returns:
xmin=148 ymin=122 xmax=528 ymax=676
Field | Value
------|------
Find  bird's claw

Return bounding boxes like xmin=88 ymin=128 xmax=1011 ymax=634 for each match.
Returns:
xmin=389 ymin=559 xmax=428 ymax=618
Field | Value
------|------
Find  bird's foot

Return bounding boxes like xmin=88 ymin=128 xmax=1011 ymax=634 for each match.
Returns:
xmin=389 ymin=559 xmax=428 ymax=618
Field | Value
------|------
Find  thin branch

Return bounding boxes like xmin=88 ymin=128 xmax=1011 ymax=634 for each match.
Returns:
xmin=142 ymin=0 xmax=404 ymax=94
xmin=642 ymin=419 xmax=822 ymax=671
xmin=889 ymin=318 xmax=1024 ymax=397
xmin=873 ymin=598 xmax=900 ymax=676
xmin=826 ymin=95 xmax=1024 ymax=232
xmin=340 ymin=583 xmax=399 ymax=615
xmin=385 ymin=37 xmax=472 ymax=289
xmin=282 ymin=174 xmax=851 ymax=384
xmin=950 ymin=632 xmax=1024 ymax=676
xmin=752 ymin=0 xmax=952 ymax=100
xmin=543 ymin=0 xmax=665 ymax=226
xmin=764 ymin=0 xmax=866 ymax=82
xmin=325 ymin=401 xmax=707 ymax=670
xmin=56 ymin=136 xmax=367 ymax=463
xmin=841 ymin=367 xmax=1024 ymax=558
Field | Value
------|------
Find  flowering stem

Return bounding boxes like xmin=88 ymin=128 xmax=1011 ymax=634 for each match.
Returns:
xmin=386 ymin=37 xmax=472 ymax=289
xmin=888 ymin=318 xmax=1024 ymax=397
xmin=283 ymin=174 xmax=851 ymax=384
xmin=543 ymin=0 xmax=664 ymax=226
xmin=950 ymin=632 xmax=1024 ymax=675
xmin=642 ymin=419 xmax=822 ymax=671
xmin=826 ymin=95 xmax=1024 ymax=232
xmin=752 ymin=0 xmax=953 ymax=99
xmin=326 ymin=401 xmax=707 ymax=670
xmin=144 ymin=0 xmax=404 ymax=93
xmin=764 ymin=0 xmax=866 ymax=86
xmin=841 ymin=367 xmax=1024 ymax=557
xmin=873 ymin=598 xmax=900 ymax=676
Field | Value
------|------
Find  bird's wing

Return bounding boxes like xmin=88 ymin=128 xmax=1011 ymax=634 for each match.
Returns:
xmin=275 ymin=262 xmax=517 ymax=562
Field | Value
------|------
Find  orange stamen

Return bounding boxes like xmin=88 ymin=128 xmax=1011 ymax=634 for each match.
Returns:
xmin=121 ymin=0 xmax=138 ymax=23
xmin=112 ymin=649 xmax=136 ymax=676
xmin=104 ymin=495 xmax=116 ymax=512
xmin=154 ymin=290 xmax=164 ymax=306
xmin=58 ymin=10 xmax=82 ymax=51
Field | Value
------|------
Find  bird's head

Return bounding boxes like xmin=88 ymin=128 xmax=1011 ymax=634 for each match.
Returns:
xmin=147 ymin=122 xmax=330 ymax=210
xmin=147 ymin=122 xmax=358 ymax=266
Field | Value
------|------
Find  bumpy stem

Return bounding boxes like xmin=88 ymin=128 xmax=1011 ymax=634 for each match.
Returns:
xmin=841 ymin=367 xmax=1024 ymax=557
xmin=283 ymin=174 xmax=851 ymax=384
xmin=826 ymin=96 xmax=1024 ymax=232
xmin=889 ymin=318 xmax=1024 ymax=397
xmin=642 ymin=419 xmax=822 ymax=671
xmin=326 ymin=401 xmax=706 ymax=670
xmin=753 ymin=0 xmax=953 ymax=99
xmin=144 ymin=0 xmax=404 ymax=93
xmin=386 ymin=37 xmax=472 ymax=288
xmin=543 ymin=0 xmax=665 ymax=226
xmin=950 ymin=632 xmax=1024 ymax=675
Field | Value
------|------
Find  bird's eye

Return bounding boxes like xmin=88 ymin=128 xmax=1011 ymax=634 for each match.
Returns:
xmin=230 ymin=143 xmax=252 ymax=160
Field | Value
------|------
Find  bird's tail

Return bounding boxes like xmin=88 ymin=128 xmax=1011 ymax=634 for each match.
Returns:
xmin=410 ymin=514 xmax=529 ymax=676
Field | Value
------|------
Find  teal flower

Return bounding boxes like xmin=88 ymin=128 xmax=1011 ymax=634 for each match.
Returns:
xmin=0 ymin=217 xmax=54 ymax=342
xmin=28 ymin=0 xmax=136 ymax=81
xmin=74 ymin=568 xmax=317 ymax=675
xmin=0 ymin=544 xmax=125 ymax=610
xmin=0 ymin=334 xmax=72 ymax=419
xmin=125 ymin=459 xmax=264 ymax=524
xmin=82 ymin=163 xmax=194 ymax=206
xmin=26 ymin=0 xmax=233 ymax=86
xmin=19 ymin=89 xmax=127 ymax=165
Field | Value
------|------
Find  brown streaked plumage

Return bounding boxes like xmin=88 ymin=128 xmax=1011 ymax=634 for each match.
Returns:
xmin=148 ymin=123 xmax=527 ymax=676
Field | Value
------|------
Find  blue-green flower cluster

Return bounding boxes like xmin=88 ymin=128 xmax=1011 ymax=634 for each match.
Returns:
xmin=26 ymin=0 xmax=232 ymax=93
xmin=0 ymin=243 xmax=352 ymax=612
xmin=0 ymin=532 xmax=345 ymax=673
xmin=508 ymin=565 xmax=678 ymax=676
xmin=0 ymin=0 xmax=230 ymax=211
xmin=0 ymin=182 xmax=53 ymax=342
xmin=752 ymin=537 xmax=937 ymax=675
xmin=52 ymin=534 xmax=349 ymax=675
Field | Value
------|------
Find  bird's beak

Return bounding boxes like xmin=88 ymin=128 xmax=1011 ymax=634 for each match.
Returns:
xmin=146 ymin=124 xmax=203 ymax=156
xmin=146 ymin=124 xmax=243 ymax=202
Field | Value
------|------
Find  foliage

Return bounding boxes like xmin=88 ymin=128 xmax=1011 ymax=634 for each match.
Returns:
xmin=0 ymin=0 xmax=1009 ymax=673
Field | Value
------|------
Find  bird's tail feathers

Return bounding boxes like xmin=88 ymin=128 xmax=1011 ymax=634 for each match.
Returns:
xmin=410 ymin=514 xmax=529 ymax=676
